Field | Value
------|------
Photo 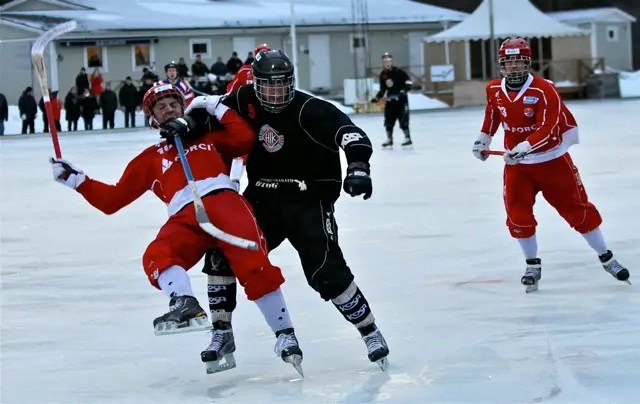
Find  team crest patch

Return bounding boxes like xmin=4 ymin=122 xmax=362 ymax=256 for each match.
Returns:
xmin=524 ymin=108 xmax=534 ymax=117
xmin=259 ymin=124 xmax=284 ymax=152
xmin=523 ymin=96 xmax=539 ymax=104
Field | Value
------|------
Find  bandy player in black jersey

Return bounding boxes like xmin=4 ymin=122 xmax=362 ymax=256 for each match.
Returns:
xmin=181 ymin=49 xmax=390 ymax=371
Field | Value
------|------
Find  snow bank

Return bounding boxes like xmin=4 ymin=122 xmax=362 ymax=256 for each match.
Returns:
xmin=619 ymin=70 xmax=640 ymax=98
xmin=3 ymin=105 xmax=147 ymax=136
xmin=407 ymin=92 xmax=450 ymax=110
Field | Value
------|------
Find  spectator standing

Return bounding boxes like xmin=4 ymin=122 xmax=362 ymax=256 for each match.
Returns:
xmin=119 ymin=76 xmax=138 ymax=128
xmin=18 ymin=86 xmax=36 ymax=134
xmin=64 ymin=87 xmax=80 ymax=131
xmin=0 ymin=91 xmax=8 ymax=136
xmin=79 ymin=88 xmax=98 ymax=130
xmin=100 ymin=82 xmax=118 ymax=129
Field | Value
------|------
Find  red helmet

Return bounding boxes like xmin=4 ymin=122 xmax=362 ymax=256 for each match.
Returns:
xmin=254 ymin=43 xmax=271 ymax=56
xmin=498 ymin=38 xmax=532 ymax=85
xmin=142 ymin=83 xmax=185 ymax=127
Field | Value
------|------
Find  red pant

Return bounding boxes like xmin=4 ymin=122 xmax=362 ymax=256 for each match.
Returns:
xmin=503 ymin=153 xmax=602 ymax=238
xmin=142 ymin=190 xmax=284 ymax=301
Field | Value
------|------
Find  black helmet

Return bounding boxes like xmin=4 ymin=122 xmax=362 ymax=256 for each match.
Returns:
xmin=252 ymin=50 xmax=295 ymax=113
xmin=164 ymin=61 xmax=177 ymax=72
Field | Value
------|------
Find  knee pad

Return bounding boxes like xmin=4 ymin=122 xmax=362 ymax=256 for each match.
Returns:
xmin=309 ymin=266 xmax=355 ymax=301
xmin=243 ymin=264 xmax=285 ymax=301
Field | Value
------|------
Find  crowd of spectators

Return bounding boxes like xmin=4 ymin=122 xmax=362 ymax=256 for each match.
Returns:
xmin=4 ymin=51 xmax=253 ymax=135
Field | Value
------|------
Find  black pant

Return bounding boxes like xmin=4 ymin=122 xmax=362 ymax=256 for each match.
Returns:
xmin=21 ymin=119 xmax=35 ymax=134
xmin=204 ymin=196 xmax=354 ymax=301
xmin=384 ymin=97 xmax=409 ymax=130
xmin=124 ymin=109 xmax=136 ymax=128
xmin=67 ymin=119 xmax=78 ymax=131
xmin=102 ymin=111 xmax=115 ymax=129
xmin=82 ymin=116 xmax=93 ymax=130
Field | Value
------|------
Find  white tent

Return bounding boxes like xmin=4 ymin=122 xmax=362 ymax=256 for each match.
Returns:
xmin=424 ymin=0 xmax=588 ymax=43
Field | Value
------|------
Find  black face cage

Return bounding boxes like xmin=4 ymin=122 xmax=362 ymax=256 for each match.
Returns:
xmin=499 ymin=55 xmax=531 ymax=85
xmin=254 ymin=75 xmax=295 ymax=113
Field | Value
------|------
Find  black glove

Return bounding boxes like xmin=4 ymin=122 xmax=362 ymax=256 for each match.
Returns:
xmin=159 ymin=116 xmax=197 ymax=144
xmin=343 ymin=162 xmax=372 ymax=200
xmin=370 ymin=97 xmax=378 ymax=103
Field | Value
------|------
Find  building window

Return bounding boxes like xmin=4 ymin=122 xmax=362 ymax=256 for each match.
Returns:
xmin=83 ymin=46 xmax=108 ymax=72
xmin=189 ymin=38 xmax=211 ymax=59
xmin=132 ymin=43 xmax=155 ymax=71
xmin=349 ymin=34 xmax=367 ymax=53
xmin=606 ymin=26 xmax=619 ymax=42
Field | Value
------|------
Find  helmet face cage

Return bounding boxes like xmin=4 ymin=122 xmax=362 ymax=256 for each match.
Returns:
xmin=143 ymin=84 xmax=185 ymax=128
xmin=382 ymin=53 xmax=393 ymax=70
xmin=254 ymin=73 xmax=295 ymax=113
xmin=499 ymin=39 xmax=531 ymax=86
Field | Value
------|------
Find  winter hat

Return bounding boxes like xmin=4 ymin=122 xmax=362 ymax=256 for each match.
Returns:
xmin=26 ymin=86 xmax=33 ymax=92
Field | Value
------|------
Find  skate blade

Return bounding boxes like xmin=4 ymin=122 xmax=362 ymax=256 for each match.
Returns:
xmin=376 ymin=357 xmax=390 ymax=372
xmin=284 ymin=354 xmax=304 ymax=378
xmin=205 ymin=353 xmax=237 ymax=374
xmin=154 ymin=316 xmax=212 ymax=336
xmin=525 ymin=283 xmax=539 ymax=293
xmin=401 ymin=144 xmax=413 ymax=149
xmin=623 ymin=280 xmax=632 ymax=285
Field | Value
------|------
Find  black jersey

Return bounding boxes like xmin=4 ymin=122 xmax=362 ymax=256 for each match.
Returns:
xmin=374 ymin=67 xmax=412 ymax=99
xmin=223 ymin=85 xmax=373 ymax=201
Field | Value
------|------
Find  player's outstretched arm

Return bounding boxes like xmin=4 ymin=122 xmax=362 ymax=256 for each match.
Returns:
xmin=50 ymin=151 xmax=154 ymax=215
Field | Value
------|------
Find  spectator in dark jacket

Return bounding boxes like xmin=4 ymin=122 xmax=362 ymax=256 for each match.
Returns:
xmin=210 ymin=56 xmax=228 ymax=77
xmin=39 ymin=89 xmax=52 ymax=133
xmin=141 ymin=67 xmax=158 ymax=82
xmin=244 ymin=52 xmax=255 ymax=65
xmin=177 ymin=57 xmax=189 ymax=78
xmin=18 ymin=87 xmax=37 ymax=134
xmin=119 ymin=76 xmax=138 ymax=128
xmin=79 ymin=88 xmax=98 ymax=130
xmin=64 ymin=87 xmax=80 ymax=131
xmin=75 ymin=68 xmax=90 ymax=95
xmin=99 ymin=82 xmax=118 ymax=129
xmin=191 ymin=54 xmax=209 ymax=77
xmin=138 ymin=77 xmax=154 ymax=127
xmin=226 ymin=52 xmax=243 ymax=75
xmin=0 ymin=92 xmax=8 ymax=136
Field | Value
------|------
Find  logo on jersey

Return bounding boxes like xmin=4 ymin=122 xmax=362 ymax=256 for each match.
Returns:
xmin=523 ymin=96 xmax=539 ymax=104
xmin=523 ymin=108 xmax=534 ymax=117
xmin=341 ymin=132 xmax=363 ymax=147
xmin=503 ymin=123 xmax=537 ymax=133
xmin=497 ymin=106 xmax=507 ymax=117
xmin=161 ymin=158 xmax=173 ymax=173
xmin=385 ymin=79 xmax=394 ymax=88
xmin=258 ymin=124 xmax=284 ymax=152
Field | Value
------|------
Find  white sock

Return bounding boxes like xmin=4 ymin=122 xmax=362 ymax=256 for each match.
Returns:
xmin=157 ymin=265 xmax=194 ymax=298
xmin=581 ymin=227 xmax=608 ymax=255
xmin=254 ymin=288 xmax=293 ymax=333
xmin=517 ymin=234 xmax=538 ymax=259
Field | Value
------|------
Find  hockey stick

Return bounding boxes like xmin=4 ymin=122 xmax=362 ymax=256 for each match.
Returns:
xmin=171 ymin=135 xmax=259 ymax=250
xmin=31 ymin=20 xmax=77 ymax=159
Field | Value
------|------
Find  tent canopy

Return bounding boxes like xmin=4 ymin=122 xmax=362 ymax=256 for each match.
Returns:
xmin=425 ymin=0 xmax=588 ymax=43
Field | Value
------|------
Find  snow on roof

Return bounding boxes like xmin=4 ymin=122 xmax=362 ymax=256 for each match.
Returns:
xmin=547 ymin=7 xmax=637 ymax=24
xmin=425 ymin=0 xmax=587 ymax=43
xmin=2 ymin=0 xmax=469 ymax=31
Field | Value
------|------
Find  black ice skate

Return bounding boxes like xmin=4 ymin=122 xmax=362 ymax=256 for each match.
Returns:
xmin=381 ymin=138 xmax=393 ymax=149
xmin=362 ymin=326 xmax=390 ymax=371
xmin=153 ymin=295 xmax=211 ymax=336
xmin=274 ymin=328 xmax=304 ymax=377
xmin=599 ymin=250 xmax=631 ymax=284
xmin=401 ymin=137 xmax=412 ymax=148
xmin=201 ymin=321 xmax=237 ymax=374
xmin=521 ymin=258 xmax=542 ymax=293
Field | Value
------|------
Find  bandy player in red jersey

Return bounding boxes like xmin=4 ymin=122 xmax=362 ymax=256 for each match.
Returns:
xmin=226 ymin=43 xmax=271 ymax=94
xmin=472 ymin=38 xmax=630 ymax=293
xmin=49 ymin=83 xmax=304 ymax=375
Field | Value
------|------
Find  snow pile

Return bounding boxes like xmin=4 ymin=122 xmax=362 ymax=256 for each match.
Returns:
xmin=407 ymin=92 xmax=450 ymax=110
xmin=297 ymin=89 xmax=355 ymax=115
xmin=3 ymin=105 xmax=147 ymax=135
xmin=554 ymin=80 xmax=581 ymax=88
xmin=619 ymin=70 xmax=640 ymax=98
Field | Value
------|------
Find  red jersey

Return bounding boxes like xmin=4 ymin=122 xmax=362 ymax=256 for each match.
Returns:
xmin=481 ymin=74 xmax=579 ymax=163
xmin=75 ymin=106 xmax=254 ymax=216
xmin=226 ymin=64 xmax=252 ymax=93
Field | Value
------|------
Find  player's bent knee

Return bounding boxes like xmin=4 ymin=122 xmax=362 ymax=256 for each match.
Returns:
xmin=242 ymin=264 xmax=285 ymax=301
xmin=143 ymin=244 xmax=180 ymax=289
xmin=571 ymin=210 xmax=602 ymax=234
xmin=507 ymin=224 xmax=536 ymax=239
xmin=309 ymin=266 xmax=355 ymax=301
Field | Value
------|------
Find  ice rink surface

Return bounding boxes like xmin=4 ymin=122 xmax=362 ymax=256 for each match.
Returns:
xmin=2 ymin=99 xmax=640 ymax=404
